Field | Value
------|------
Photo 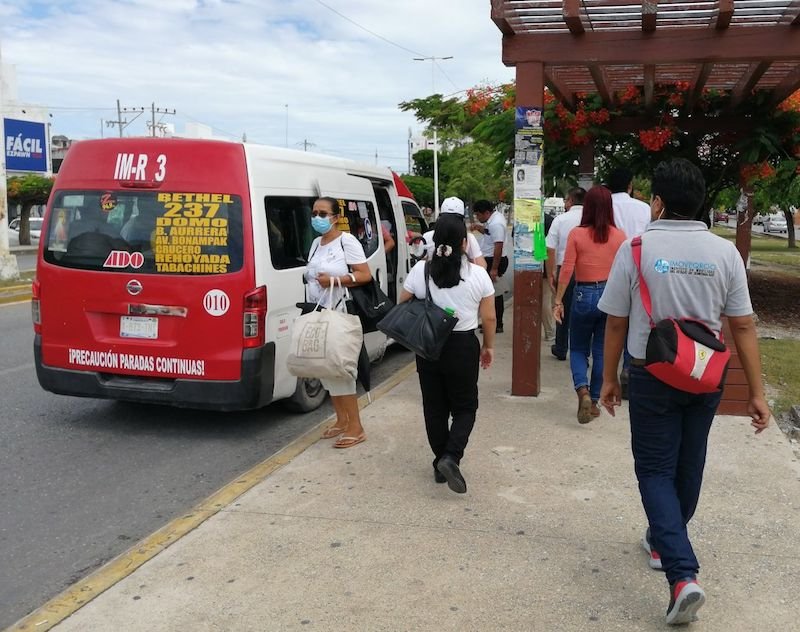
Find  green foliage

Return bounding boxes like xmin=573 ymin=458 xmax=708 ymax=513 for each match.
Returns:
xmin=7 ymin=174 xmax=54 ymax=206
xmin=440 ymin=143 xmax=505 ymax=204
xmin=401 ymin=175 xmax=434 ymax=208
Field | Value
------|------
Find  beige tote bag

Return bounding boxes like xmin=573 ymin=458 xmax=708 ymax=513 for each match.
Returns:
xmin=287 ymin=279 xmax=363 ymax=380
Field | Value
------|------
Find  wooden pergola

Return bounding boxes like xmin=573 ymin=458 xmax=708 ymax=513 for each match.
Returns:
xmin=491 ymin=1 xmax=799 ymax=410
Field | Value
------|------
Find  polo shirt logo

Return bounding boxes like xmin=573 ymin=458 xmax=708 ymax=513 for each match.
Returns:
xmin=654 ymin=259 xmax=670 ymax=274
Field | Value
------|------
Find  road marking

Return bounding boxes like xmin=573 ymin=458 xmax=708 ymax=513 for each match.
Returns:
xmin=8 ymin=360 xmax=416 ymax=632
xmin=0 ymin=295 xmax=32 ymax=308
xmin=0 ymin=362 xmax=34 ymax=377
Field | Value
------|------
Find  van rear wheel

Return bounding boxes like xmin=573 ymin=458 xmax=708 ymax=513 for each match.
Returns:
xmin=284 ymin=377 xmax=327 ymax=413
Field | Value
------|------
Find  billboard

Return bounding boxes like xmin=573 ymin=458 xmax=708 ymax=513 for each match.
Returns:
xmin=4 ymin=118 xmax=48 ymax=172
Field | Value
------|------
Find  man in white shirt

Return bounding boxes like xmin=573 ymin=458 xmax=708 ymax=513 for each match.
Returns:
xmin=608 ymin=168 xmax=650 ymax=394
xmin=545 ymin=187 xmax=585 ymax=360
xmin=471 ymin=200 xmax=509 ymax=332
xmin=608 ymin=167 xmax=651 ymax=238
xmin=422 ymin=197 xmax=486 ymax=268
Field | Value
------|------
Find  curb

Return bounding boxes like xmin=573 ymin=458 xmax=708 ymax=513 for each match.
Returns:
xmin=8 ymin=360 xmax=416 ymax=632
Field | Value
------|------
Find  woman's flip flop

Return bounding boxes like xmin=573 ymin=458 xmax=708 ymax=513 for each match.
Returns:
xmin=321 ymin=426 xmax=346 ymax=439
xmin=333 ymin=434 xmax=366 ymax=449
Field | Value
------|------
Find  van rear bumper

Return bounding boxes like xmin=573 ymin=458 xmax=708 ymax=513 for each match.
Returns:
xmin=34 ymin=336 xmax=276 ymax=411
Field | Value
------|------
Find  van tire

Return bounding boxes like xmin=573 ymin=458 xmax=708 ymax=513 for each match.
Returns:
xmin=284 ymin=377 xmax=327 ymax=413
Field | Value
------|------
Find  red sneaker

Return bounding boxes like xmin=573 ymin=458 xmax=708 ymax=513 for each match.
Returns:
xmin=641 ymin=529 xmax=663 ymax=571
xmin=666 ymin=578 xmax=705 ymax=625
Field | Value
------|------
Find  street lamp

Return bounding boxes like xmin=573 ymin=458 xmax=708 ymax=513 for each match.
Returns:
xmin=413 ymin=55 xmax=453 ymax=218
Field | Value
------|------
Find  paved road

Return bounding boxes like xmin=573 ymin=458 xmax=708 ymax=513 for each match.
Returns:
xmin=0 ymin=301 xmax=412 ymax=628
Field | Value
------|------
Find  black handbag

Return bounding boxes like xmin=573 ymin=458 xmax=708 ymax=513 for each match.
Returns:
xmin=348 ymin=278 xmax=394 ymax=333
xmin=376 ymin=263 xmax=458 ymax=361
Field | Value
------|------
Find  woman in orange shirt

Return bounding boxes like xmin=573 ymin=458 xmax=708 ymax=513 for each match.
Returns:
xmin=553 ymin=185 xmax=626 ymax=424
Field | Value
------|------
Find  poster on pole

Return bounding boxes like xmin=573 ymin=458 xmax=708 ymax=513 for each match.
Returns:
xmin=4 ymin=118 xmax=48 ymax=172
xmin=513 ymin=106 xmax=545 ymax=271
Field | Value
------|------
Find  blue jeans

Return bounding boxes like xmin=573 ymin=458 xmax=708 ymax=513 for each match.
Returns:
xmin=628 ymin=366 xmax=722 ymax=584
xmin=568 ymin=282 xmax=606 ymax=401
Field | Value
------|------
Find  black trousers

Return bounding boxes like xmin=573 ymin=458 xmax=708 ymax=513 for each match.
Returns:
xmin=485 ymin=256 xmax=509 ymax=327
xmin=416 ymin=332 xmax=480 ymax=464
xmin=553 ymin=266 xmax=575 ymax=357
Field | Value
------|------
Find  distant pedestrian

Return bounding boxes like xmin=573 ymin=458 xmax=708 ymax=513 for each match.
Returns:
xmin=553 ymin=186 xmax=625 ymax=423
xmin=546 ymin=187 xmax=585 ymax=359
xmin=421 ymin=197 xmax=486 ymax=268
xmin=471 ymin=200 xmax=509 ymax=332
xmin=608 ymin=167 xmax=651 ymax=239
xmin=598 ymin=159 xmax=770 ymax=625
xmin=399 ymin=218 xmax=496 ymax=493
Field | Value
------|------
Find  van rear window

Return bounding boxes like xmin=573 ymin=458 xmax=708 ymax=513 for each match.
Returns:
xmin=43 ymin=190 xmax=243 ymax=275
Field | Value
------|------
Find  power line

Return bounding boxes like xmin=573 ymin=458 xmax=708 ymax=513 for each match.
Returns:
xmin=434 ymin=60 xmax=459 ymax=92
xmin=311 ymin=0 xmax=427 ymax=57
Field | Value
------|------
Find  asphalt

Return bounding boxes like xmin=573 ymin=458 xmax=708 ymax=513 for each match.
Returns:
xmin=11 ymin=324 xmax=800 ymax=632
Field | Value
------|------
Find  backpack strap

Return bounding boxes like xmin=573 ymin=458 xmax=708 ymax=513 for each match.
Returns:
xmin=631 ymin=236 xmax=655 ymax=328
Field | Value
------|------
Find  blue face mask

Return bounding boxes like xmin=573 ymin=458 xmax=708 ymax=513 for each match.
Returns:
xmin=311 ymin=215 xmax=333 ymax=234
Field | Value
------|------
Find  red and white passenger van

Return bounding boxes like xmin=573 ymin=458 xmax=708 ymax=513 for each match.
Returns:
xmin=33 ymin=138 xmax=426 ymax=411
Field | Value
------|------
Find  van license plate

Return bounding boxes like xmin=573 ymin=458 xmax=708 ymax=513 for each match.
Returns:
xmin=120 ymin=316 xmax=158 ymax=339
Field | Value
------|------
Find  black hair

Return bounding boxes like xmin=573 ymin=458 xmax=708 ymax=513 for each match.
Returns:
xmin=651 ymin=159 xmax=706 ymax=220
xmin=566 ymin=187 xmax=586 ymax=205
xmin=315 ymin=196 xmax=340 ymax=215
xmin=607 ymin=168 xmax=633 ymax=194
xmin=473 ymin=199 xmax=493 ymax=215
xmin=429 ymin=214 xmax=466 ymax=289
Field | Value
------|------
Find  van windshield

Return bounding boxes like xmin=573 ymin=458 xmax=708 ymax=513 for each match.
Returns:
xmin=43 ymin=190 xmax=244 ymax=275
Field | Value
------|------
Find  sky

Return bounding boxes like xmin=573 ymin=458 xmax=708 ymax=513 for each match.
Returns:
xmin=0 ymin=0 xmax=514 ymax=173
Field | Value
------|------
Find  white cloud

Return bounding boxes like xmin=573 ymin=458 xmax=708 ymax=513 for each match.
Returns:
xmin=1 ymin=0 xmax=514 ymax=171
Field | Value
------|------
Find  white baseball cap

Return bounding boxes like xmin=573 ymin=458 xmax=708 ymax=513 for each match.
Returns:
xmin=440 ymin=197 xmax=465 ymax=216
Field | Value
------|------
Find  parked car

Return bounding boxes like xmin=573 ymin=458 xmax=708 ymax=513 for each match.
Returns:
xmin=713 ymin=210 xmax=729 ymax=223
xmin=8 ymin=217 xmax=43 ymax=240
xmin=763 ymin=214 xmax=787 ymax=233
xmin=753 ymin=214 xmax=765 ymax=226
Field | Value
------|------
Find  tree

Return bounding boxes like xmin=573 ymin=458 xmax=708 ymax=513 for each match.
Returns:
xmin=440 ymin=142 xmax=509 ymax=206
xmin=401 ymin=175 xmax=434 ymax=208
xmin=7 ymin=174 xmax=54 ymax=245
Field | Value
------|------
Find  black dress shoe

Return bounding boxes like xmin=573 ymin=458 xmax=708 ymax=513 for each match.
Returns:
xmin=550 ymin=345 xmax=566 ymax=361
xmin=434 ymin=468 xmax=446 ymax=484
xmin=436 ymin=455 xmax=467 ymax=493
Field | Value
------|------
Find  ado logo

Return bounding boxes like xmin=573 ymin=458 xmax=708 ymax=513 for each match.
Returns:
xmin=103 ymin=250 xmax=144 ymax=269
xmin=203 ymin=289 xmax=230 ymax=317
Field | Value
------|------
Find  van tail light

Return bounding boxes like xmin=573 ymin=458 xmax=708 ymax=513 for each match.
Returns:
xmin=31 ymin=278 xmax=42 ymax=333
xmin=243 ymin=286 xmax=267 ymax=348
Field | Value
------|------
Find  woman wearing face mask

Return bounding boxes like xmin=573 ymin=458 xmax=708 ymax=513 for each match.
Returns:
xmin=305 ymin=197 xmax=372 ymax=448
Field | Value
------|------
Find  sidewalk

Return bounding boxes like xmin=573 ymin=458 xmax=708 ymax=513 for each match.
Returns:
xmin=24 ymin=332 xmax=800 ymax=631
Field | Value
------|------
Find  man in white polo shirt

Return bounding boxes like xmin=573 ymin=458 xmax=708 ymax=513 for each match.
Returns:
xmin=422 ymin=197 xmax=486 ymax=268
xmin=545 ymin=187 xmax=585 ymax=360
xmin=608 ymin=167 xmax=651 ymax=238
xmin=471 ymin=199 xmax=508 ymax=332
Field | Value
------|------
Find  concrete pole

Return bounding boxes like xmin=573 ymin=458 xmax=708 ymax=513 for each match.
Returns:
xmin=0 ymin=46 xmax=21 ymax=280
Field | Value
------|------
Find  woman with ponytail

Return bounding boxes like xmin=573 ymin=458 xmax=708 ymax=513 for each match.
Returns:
xmin=398 ymin=217 xmax=496 ymax=494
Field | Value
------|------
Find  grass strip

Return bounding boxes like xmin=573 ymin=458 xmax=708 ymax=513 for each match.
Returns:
xmin=759 ymin=339 xmax=800 ymax=418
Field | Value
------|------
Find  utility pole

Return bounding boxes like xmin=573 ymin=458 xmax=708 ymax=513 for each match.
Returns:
xmin=413 ymin=55 xmax=453 ymax=219
xmin=0 ymin=45 xmax=20 ymax=280
xmin=408 ymin=127 xmax=412 ymax=174
xmin=106 ymin=99 xmax=145 ymax=137
xmin=375 ymin=148 xmax=378 ymax=166
xmin=149 ymin=102 xmax=176 ymax=137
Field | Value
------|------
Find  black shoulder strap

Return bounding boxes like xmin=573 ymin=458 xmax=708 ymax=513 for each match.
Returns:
xmin=423 ymin=261 xmax=433 ymax=303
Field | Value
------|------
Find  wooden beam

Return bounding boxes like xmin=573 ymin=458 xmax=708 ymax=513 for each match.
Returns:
xmin=544 ymin=70 xmax=575 ymax=109
xmin=716 ymin=0 xmax=734 ymax=30
xmin=789 ymin=1 xmax=800 ymax=26
xmin=589 ymin=64 xmax=612 ymax=105
xmin=491 ymin=0 xmax=514 ymax=36
xmin=644 ymin=65 xmax=656 ymax=110
xmin=607 ymin=116 xmax=751 ymax=134
xmin=686 ymin=63 xmax=714 ymax=111
xmin=731 ymin=61 xmax=772 ymax=106
xmin=772 ymin=65 xmax=800 ymax=104
xmin=502 ymin=26 xmax=800 ymax=66
xmin=563 ymin=0 xmax=585 ymax=35
xmin=642 ymin=0 xmax=658 ymax=33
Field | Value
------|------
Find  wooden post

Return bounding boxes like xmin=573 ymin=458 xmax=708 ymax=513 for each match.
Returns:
xmin=735 ymin=183 xmax=754 ymax=268
xmin=511 ymin=61 xmax=544 ymax=396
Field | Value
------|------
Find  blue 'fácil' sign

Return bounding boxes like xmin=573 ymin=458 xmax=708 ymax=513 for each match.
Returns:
xmin=4 ymin=118 xmax=48 ymax=172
